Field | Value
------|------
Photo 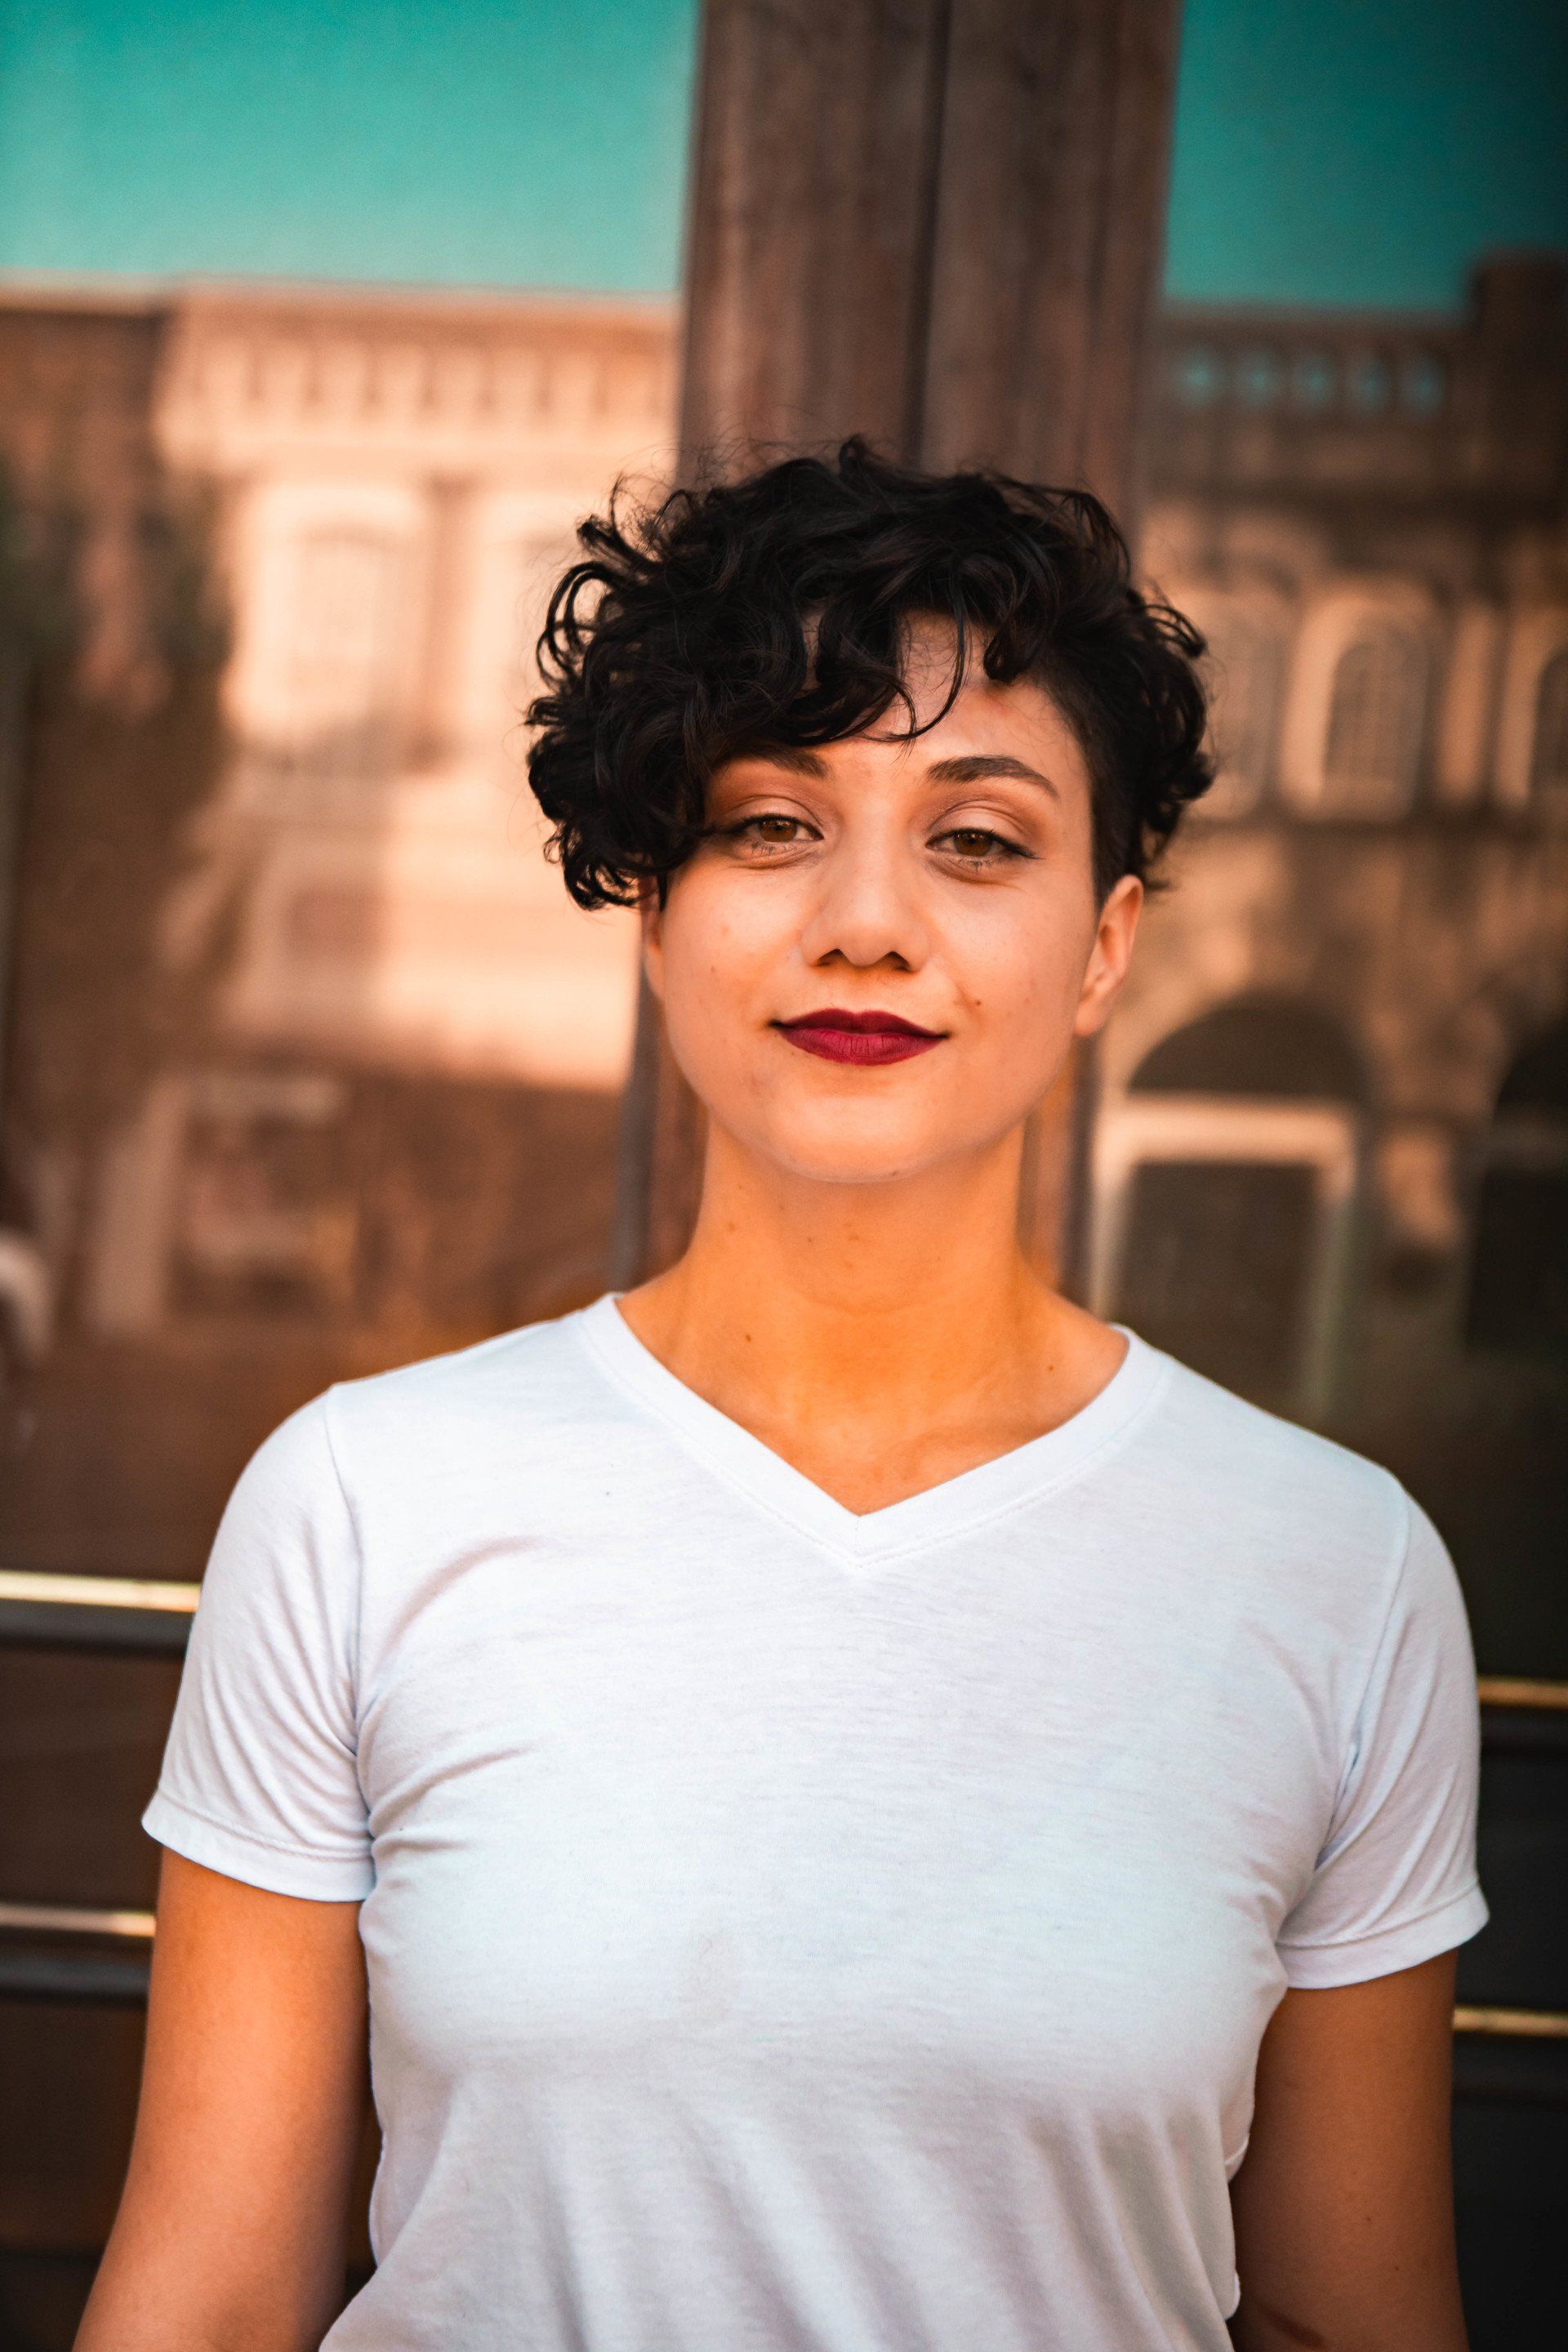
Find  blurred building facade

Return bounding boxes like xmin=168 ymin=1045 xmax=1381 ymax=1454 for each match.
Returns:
xmin=0 ymin=287 xmax=673 ymax=1586
xmin=0 ymin=259 xmax=1566 ymax=1641
xmin=1127 ymin=255 xmax=1568 ymax=1660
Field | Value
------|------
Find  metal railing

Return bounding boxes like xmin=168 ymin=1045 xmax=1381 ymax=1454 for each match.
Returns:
xmin=0 ymin=1902 xmax=155 ymax=2006
xmin=0 ymin=1568 xmax=198 ymax=1655
xmin=2 ymin=1568 xmax=1566 ymax=2097
xmin=1477 ymin=1677 xmax=1568 ymax=1710
xmin=2 ymin=1894 xmax=1565 ymax=2102
xmin=6 ymin=1569 xmax=1568 ymax=1699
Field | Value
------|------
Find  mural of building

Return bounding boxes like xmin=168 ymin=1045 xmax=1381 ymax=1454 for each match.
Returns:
xmin=0 ymin=280 xmax=673 ymax=1392
xmin=0 ymin=254 xmax=1565 ymax=2342
xmin=0 ymin=257 xmax=1564 ymax=1646
xmin=155 ymin=283 xmax=674 ymax=1086
xmin=1123 ymin=257 xmax=1568 ymax=1663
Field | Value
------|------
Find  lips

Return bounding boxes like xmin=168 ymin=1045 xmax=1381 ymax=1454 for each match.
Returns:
xmin=773 ymin=1008 xmax=946 ymax=1066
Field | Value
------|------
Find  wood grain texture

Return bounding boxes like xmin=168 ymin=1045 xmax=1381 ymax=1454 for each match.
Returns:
xmin=920 ymin=0 xmax=1179 ymax=513
xmin=679 ymin=0 xmax=951 ymax=472
xmin=622 ymin=0 xmax=1181 ymax=1285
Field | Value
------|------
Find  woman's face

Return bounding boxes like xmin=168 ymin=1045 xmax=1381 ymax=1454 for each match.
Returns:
xmin=642 ymin=621 xmax=1143 ymax=1190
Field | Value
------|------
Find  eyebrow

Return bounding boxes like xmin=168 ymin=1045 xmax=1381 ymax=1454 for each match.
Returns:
xmin=926 ymin=754 xmax=1060 ymax=800
xmin=731 ymin=745 xmax=828 ymax=778
xmin=727 ymin=746 xmax=1059 ymax=797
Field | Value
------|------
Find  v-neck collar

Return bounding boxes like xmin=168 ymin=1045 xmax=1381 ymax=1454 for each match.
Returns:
xmin=572 ymin=1290 xmax=1171 ymax=1567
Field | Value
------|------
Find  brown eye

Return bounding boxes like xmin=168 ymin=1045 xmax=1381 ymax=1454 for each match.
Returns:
xmin=938 ymin=826 xmax=1023 ymax=864
xmin=726 ymin=813 xmax=811 ymax=852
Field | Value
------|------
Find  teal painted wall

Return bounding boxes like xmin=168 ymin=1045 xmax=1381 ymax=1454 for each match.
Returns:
xmin=0 ymin=1 xmax=1563 ymax=308
xmin=0 ymin=1 xmax=700 ymax=292
xmin=1166 ymin=0 xmax=1568 ymax=306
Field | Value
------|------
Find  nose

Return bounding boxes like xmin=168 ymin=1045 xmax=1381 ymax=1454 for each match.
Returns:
xmin=795 ymin=819 xmax=932 ymax=973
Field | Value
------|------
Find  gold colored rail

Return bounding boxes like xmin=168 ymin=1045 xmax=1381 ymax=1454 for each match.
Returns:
xmin=1454 ymin=2005 xmax=1568 ymax=2040
xmin=0 ymin=1570 xmax=198 ymax=1613
xmin=0 ymin=1900 xmax=155 ymax=1939
xmin=8 ymin=1579 xmax=1568 ymax=1704
xmin=0 ymin=1904 xmax=1564 ymax=2044
xmin=0 ymin=1922 xmax=1563 ymax=2103
xmin=1477 ymin=1677 xmax=1568 ymax=1713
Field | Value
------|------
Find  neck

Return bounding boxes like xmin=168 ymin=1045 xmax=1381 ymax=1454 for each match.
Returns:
xmin=625 ymin=1120 xmax=1071 ymax=1429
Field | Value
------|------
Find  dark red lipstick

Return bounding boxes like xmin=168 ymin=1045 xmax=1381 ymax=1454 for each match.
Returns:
xmin=773 ymin=1008 xmax=946 ymax=1066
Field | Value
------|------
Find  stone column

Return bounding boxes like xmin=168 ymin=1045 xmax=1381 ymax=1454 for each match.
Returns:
xmin=412 ymin=474 xmax=482 ymax=771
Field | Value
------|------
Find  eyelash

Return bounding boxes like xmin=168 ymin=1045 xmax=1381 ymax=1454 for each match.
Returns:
xmin=720 ymin=816 xmax=811 ymax=851
xmin=935 ymin=826 xmax=1031 ymax=866
xmin=720 ymin=816 xmax=1031 ymax=866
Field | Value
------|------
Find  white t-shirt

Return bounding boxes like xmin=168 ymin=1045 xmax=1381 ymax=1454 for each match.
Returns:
xmin=145 ymin=1294 xmax=1486 ymax=2352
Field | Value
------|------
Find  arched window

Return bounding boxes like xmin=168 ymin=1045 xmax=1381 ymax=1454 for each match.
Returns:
xmin=1529 ymin=648 xmax=1568 ymax=812
xmin=285 ymin=528 xmax=408 ymax=782
xmin=1130 ymin=998 xmax=1364 ymax=1101
xmin=1466 ymin=1021 xmax=1568 ymax=1359
xmin=1093 ymin=997 xmax=1364 ymax=1418
xmin=1320 ymin=626 xmax=1428 ymax=815
xmin=1196 ymin=608 xmax=1286 ymax=817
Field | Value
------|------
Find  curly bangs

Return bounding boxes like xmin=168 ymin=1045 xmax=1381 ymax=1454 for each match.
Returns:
xmin=525 ymin=437 xmax=1213 ymax=911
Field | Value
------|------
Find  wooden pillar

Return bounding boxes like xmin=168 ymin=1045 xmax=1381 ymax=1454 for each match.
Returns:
xmin=675 ymin=1 xmax=951 ymax=465
xmin=612 ymin=0 xmax=1182 ymax=1290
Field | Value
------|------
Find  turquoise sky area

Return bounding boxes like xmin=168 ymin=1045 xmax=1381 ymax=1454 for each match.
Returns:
xmin=0 ymin=0 xmax=1564 ymax=310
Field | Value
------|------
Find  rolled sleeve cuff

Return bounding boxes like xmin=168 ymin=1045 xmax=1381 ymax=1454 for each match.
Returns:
xmin=1279 ymin=1882 xmax=1490 ymax=1989
xmin=142 ymin=1786 xmax=375 ymax=1902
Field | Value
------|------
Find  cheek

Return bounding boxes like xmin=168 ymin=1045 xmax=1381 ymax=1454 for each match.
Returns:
xmin=947 ymin=889 xmax=1092 ymax=1036
xmin=656 ymin=871 xmax=793 ymax=1033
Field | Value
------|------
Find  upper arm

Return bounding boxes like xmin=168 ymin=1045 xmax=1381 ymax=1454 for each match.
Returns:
xmin=1276 ymin=1493 xmax=1486 ymax=1991
xmin=142 ymin=1393 xmax=374 ymax=1903
xmin=1231 ymin=1494 xmax=1483 ymax=2350
xmin=82 ymin=1396 xmax=378 ymax=2346
xmin=76 ymin=1850 xmax=370 ymax=2352
xmin=1228 ymin=1951 xmax=1467 ymax=2352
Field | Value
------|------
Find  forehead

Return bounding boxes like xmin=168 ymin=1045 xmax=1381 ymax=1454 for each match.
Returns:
xmin=715 ymin=634 xmax=1090 ymax=793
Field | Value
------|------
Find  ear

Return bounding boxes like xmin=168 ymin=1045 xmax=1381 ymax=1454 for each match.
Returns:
xmin=638 ymin=879 xmax=666 ymax=1004
xmin=1072 ymin=873 xmax=1142 ymax=1040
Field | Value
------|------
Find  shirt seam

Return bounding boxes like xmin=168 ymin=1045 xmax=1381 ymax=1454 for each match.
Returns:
xmin=576 ymin=1308 xmax=1174 ymax=1564
xmin=1323 ymin=1475 xmax=1415 ymax=1837
xmin=574 ymin=1309 xmax=877 ymax=1556
xmin=573 ymin=1331 xmax=868 ymax=1557
xmin=149 ymin=1783 xmax=372 ymax=1869
xmin=319 ymin=1384 xmax=369 ymax=1747
xmin=1278 ymin=1878 xmax=1484 ymax=1953
xmin=853 ymin=1354 xmax=1177 ymax=1565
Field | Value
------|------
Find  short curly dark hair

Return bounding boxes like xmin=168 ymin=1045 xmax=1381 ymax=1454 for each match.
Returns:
xmin=526 ymin=439 xmax=1212 ymax=910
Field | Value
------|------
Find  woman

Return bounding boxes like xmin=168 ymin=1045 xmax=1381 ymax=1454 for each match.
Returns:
xmin=80 ymin=443 xmax=1485 ymax=2352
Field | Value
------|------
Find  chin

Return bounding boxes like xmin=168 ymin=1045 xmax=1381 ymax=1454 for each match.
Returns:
xmin=742 ymin=1102 xmax=1006 ymax=1189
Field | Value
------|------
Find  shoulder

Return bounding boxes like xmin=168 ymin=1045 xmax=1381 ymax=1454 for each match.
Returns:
xmin=1136 ymin=1344 xmax=1405 ymax=1532
xmin=1125 ymin=1342 xmax=1421 ymax=1620
xmin=219 ymin=1309 xmax=601 ymax=1530
xmin=1122 ymin=1351 xmax=1479 ymax=1791
xmin=203 ymin=1311 xmax=608 ymax=1619
xmin=306 ymin=1303 xmax=609 ymax=1508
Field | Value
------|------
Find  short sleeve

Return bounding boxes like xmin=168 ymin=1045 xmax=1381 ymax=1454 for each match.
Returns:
xmin=142 ymin=1391 xmax=374 ymax=1900
xmin=1278 ymin=1490 xmax=1487 ymax=1986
